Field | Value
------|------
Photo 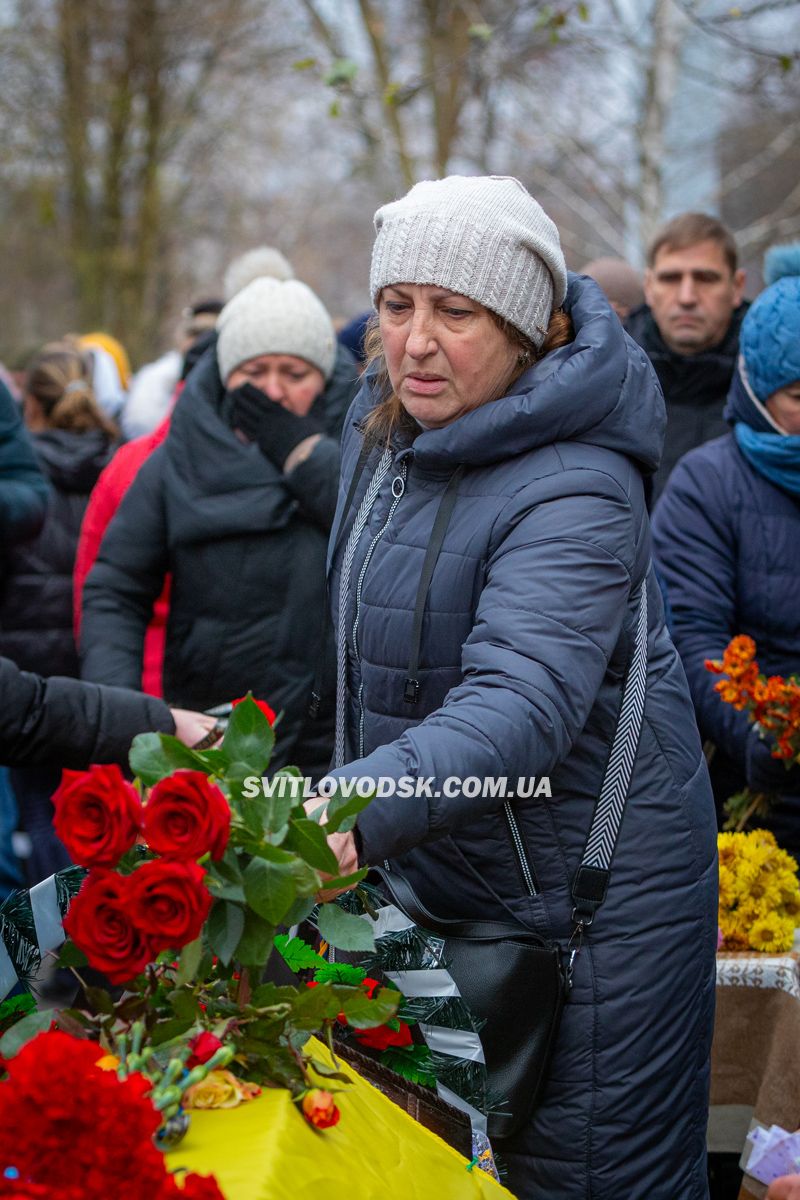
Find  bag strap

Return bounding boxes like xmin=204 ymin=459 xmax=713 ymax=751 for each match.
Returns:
xmin=309 ymin=437 xmax=373 ymax=719
xmin=570 ymin=580 xmax=649 ymax=930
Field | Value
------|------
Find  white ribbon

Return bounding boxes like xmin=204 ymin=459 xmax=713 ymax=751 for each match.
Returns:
xmin=366 ymin=904 xmax=416 ymax=939
xmin=29 ymin=875 xmax=64 ymax=954
xmin=418 ymin=1023 xmax=486 ymax=1063
xmin=436 ymin=1082 xmax=488 ymax=1135
xmin=383 ymin=968 xmax=461 ymax=998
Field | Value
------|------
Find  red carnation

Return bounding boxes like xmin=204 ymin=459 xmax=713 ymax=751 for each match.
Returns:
xmin=186 ymin=1032 xmax=224 ymax=1069
xmin=354 ymin=1020 xmax=413 ymax=1052
xmin=52 ymin=765 xmax=142 ymax=868
xmin=0 ymin=1031 xmax=169 ymax=1197
xmin=232 ymin=696 xmax=277 ymax=724
xmin=63 ymin=871 xmax=152 ymax=984
xmin=129 ymin=858 xmax=212 ymax=954
xmin=143 ymin=771 xmax=230 ymax=861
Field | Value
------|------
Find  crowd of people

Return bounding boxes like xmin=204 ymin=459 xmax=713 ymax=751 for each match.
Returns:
xmin=1 ymin=179 xmax=799 ymax=1199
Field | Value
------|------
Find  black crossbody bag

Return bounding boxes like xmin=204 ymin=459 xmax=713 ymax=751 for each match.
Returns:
xmin=366 ymin=586 xmax=649 ymax=1141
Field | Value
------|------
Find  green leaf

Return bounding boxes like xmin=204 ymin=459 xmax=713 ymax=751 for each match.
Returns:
xmin=274 ymin=934 xmax=327 ymax=972
xmin=317 ymin=903 xmax=375 ymax=952
xmin=56 ymin=941 xmax=88 ymax=969
xmin=316 ymin=867 xmax=368 ymax=891
xmin=222 ymin=696 xmax=274 ymax=773
xmin=129 ymin=732 xmax=209 ymax=786
xmin=322 ymin=786 xmax=374 ymax=834
xmin=338 ymin=985 xmax=398 ymax=1028
xmin=293 ymin=56 xmax=317 ymax=70
xmin=307 ymin=1057 xmax=352 ymax=1082
xmin=150 ymin=1016 xmax=195 ymax=1046
xmin=0 ymin=1010 xmax=52 ymax=1059
xmin=243 ymin=858 xmax=297 ymax=925
xmin=206 ymin=901 xmax=245 ymax=966
xmin=83 ymin=986 xmax=114 ymax=1015
xmin=283 ymin=896 xmax=316 ymax=926
xmin=468 ymin=22 xmax=493 ymax=41
xmin=779 ymin=53 xmax=794 ymax=72
xmin=235 ymin=910 xmax=275 ymax=968
xmin=288 ymin=982 xmax=343 ymax=1029
xmin=284 ymin=818 xmax=339 ymax=874
xmin=578 ymin=2 xmax=589 ymax=20
xmin=167 ymin=988 xmax=200 ymax=1023
xmin=312 ymin=961 xmax=365 ymax=985
xmin=0 ymin=993 xmax=36 ymax=1033
xmin=323 ymin=57 xmax=358 ymax=87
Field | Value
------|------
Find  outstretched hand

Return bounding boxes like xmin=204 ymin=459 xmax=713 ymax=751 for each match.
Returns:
xmin=768 ymin=1174 xmax=800 ymax=1199
xmin=170 ymin=708 xmax=222 ymax=749
xmin=303 ymin=796 xmax=360 ymax=902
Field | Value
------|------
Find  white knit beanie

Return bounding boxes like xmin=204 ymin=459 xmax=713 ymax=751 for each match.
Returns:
xmin=216 ymin=277 xmax=336 ymax=382
xmin=371 ymin=176 xmax=568 ymax=349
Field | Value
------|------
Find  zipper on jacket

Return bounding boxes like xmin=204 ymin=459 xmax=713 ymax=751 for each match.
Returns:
xmin=352 ymin=461 xmax=408 ymax=758
xmin=504 ymin=801 xmax=538 ymax=896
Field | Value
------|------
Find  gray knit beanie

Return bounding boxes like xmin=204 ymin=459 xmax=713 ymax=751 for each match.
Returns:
xmin=371 ymin=176 xmax=568 ymax=349
xmin=216 ymin=277 xmax=336 ymax=382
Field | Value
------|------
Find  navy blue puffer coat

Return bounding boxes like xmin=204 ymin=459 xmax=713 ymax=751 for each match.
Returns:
xmin=327 ymin=277 xmax=717 ymax=1199
xmin=652 ymin=370 xmax=800 ymax=850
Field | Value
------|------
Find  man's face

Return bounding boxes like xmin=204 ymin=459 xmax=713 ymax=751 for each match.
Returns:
xmin=644 ymin=239 xmax=745 ymax=355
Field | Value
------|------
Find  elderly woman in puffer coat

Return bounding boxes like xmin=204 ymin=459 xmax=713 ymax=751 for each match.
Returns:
xmin=317 ymin=176 xmax=717 ymax=1200
xmin=653 ymin=245 xmax=800 ymax=854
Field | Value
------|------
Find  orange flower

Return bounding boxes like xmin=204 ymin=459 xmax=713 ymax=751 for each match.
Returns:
xmin=301 ymin=1089 xmax=340 ymax=1129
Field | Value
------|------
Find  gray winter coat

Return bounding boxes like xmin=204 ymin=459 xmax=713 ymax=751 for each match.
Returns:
xmin=327 ymin=276 xmax=717 ymax=1199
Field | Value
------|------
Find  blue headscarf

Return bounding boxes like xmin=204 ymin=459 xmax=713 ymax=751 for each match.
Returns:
xmin=724 ymin=245 xmax=800 ymax=496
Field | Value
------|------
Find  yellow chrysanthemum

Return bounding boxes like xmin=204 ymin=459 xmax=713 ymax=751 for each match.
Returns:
xmin=748 ymin=911 xmax=795 ymax=954
xmin=718 ymin=832 xmax=741 ymax=870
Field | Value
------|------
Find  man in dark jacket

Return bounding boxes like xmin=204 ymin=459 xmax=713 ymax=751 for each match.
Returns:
xmin=626 ymin=212 xmax=747 ymax=500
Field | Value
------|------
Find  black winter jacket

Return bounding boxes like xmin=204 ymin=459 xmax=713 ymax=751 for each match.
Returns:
xmin=0 ymin=653 xmax=174 ymax=768
xmin=626 ymin=302 xmax=748 ymax=500
xmin=0 ymin=428 xmax=115 ymax=677
xmin=80 ymin=344 xmax=360 ymax=776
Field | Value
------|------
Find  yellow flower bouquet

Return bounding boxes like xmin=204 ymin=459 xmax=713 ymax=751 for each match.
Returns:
xmin=718 ymin=829 xmax=800 ymax=952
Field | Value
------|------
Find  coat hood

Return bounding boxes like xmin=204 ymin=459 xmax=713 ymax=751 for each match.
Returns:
xmin=354 ymin=274 xmax=665 ymax=474
xmin=32 ymin=428 xmax=115 ymax=493
xmin=723 ymin=362 xmax=778 ymax=433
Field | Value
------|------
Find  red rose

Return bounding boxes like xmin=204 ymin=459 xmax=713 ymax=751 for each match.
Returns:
xmin=129 ymin=859 xmax=212 ymax=954
xmin=142 ymin=771 xmax=230 ymax=861
xmin=232 ymin=696 xmax=276 ymax=725
xmin=52 ymin=765 xmax=142 ymax=868
xmin=186 ymin=1032 xmax=224 ymax=1069
xmin=63 ymin=871 xmax=152 ymax=984
xmin=354 ymin=1020 xmax=413 ymax=1052
xmin=301 ymin=1089 xmax=340 ymax=1129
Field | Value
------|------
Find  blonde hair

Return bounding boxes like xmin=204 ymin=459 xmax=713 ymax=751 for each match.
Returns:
xmin=361 ymin=305 xmax=575 ymax=446
xmin=26 ymin=344 xmax=119 ymax=436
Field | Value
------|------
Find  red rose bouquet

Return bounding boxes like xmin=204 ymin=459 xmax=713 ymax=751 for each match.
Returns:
xmin=10 ymin=693 xmax=400 ymax=1139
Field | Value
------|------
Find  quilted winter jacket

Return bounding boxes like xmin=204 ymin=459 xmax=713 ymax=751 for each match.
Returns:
xmin=327 ymin=276 xmax=717 ymax=1199
xmin=652 ymin=370 xmax=800 ymax=850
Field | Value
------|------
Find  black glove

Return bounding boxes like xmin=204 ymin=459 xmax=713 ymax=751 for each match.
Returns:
xmin=229 ymin=383 xmax=324 ymax=470
xmin=746 ymin=727 xmax=800 ymax=795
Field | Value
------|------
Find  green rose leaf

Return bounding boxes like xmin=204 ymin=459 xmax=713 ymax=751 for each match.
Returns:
xmin=289 ymin=982 xmax=343 ymax=1029
xmin=235 ymin=910 xmax=275 ymax=968
xmin=337 ymin=985 xmax=399 ymax=1028
xmin=317 ymin=902 xmax=375 ymax=952
xmin=0 ymin=1010 xmax=52 ymax=1059
xmin=56 ymin=940 xmax=88 ymax=969
xmin=244 ymin=859 xmax=297 ymax=926
xmin=222 ymin=696 xmax=274 ymax=773
xmin=283 ymin=818 xmax=339 ymax=874
xmin=206 ymin=900 xmax=245 ymax=966
xmin=129 ymin=732 xmax=208 ymax=786
xmin=175 ymin=937 xmax=204 ymax=987
xmin=322 ymin=786 xmax=375 ymax=834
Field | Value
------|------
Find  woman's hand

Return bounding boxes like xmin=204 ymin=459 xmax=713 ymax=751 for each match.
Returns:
xmin=304 ymin=797 xmax=360 ymax=902
xmin=170 ymin=708 xmax=222 ymax=749
xmin=768 ymin=1176 xmax=800 ymax=1199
